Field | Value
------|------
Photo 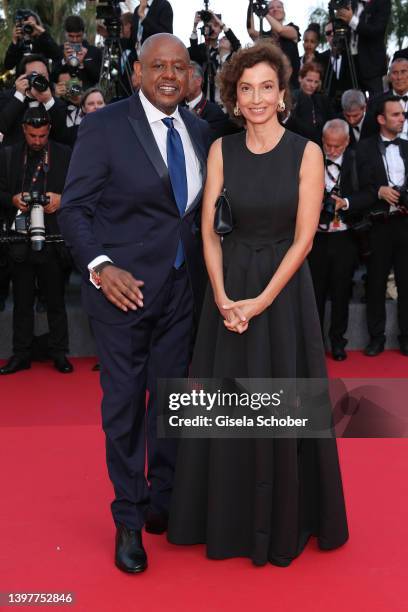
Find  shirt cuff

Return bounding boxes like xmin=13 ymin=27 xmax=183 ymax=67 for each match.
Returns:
xmin=349 ymin=15 xmax=360 ymax=31
xmin=342 ymin=198 xmax=350 ymax=210
xmin=14 ymin=91 xmax=25 ymax=103
xmin=88 ymin=255 xmax=113 ymax=289
xmin=190 ymin=31 xmax=198 ymax=40
xmin=43 ymin=97 xmax=55 ymax=111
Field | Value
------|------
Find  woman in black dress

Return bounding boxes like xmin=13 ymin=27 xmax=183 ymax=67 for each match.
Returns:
xmin=168 ymin=43 xmax=349 ymax=567
xmin=247 ymin=1 xmax=300 ymax=89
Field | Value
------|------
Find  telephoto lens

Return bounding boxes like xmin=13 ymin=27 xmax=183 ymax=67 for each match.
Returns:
xmin=30 ymin=201 xmax=46 ymax=251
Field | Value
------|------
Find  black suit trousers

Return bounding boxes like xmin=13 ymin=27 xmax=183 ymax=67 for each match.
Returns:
xmin=308 ymin=230 xmax=358 ymax=347
xmin=366 ymin=216 xmax=408 ymax=340
xmin=90 ymin=265 xmax=194 ymax=530
xmin=9 ymin=244 xmax=69 ymax=358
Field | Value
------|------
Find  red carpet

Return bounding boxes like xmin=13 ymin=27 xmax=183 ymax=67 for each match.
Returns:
xmin=0 ymin=353 xmax=407 ymax=612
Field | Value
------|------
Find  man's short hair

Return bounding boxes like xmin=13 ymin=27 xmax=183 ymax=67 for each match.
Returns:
xmin=375 ymin=94 xmax=404 ymax=119
xmin=190 ymin=61 xmax=204 ymax=81
xmin=389 ymin=57 xmax=408 ymax=73
xmin=323 ymin=118 xmax=350 ymax=138
xmin=341 ymin=89 xmax=366 ymax=112
xmin=16 ymin=53 xmax=49 ymax=78
xmin=64 ymin=15 xmax=85 ymax=33
xmin=22 ymin=106 xmax=50 ymax=127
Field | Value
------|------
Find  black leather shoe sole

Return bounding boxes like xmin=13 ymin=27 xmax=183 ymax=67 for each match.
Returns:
xmin=115 ymin=558 xmax=148 ymax=573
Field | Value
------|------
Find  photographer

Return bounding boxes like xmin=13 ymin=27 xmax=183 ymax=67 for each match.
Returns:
xmin=53 ymin=16 xmax=102 ymax=89
xmin=247 ymin=1 xmax=300 ymax=89
xmin=189 ymin=10 xmax=240 ymax=103
xmin=320 ymin=21 xmax=357 ymax=111
xmin=4 ymin=9 xmax=60 ymax=72
xmin=333 ymin=0 xmax=391 ymax=95
xmin=52 ymin=68 xmax=84 ymax=147
xmin=308 ymin=119 xmax=373 ymax=360
xmin=0 ymin=54 xmax=73 ymax=148
xmin=357 ymin=97 xmax=408 ymax=357
xmin=131 ymin=0 xmax=173 ymax=55
xmin=0 ymin=107 xmax=73 ymax=375
xmin=341 ymin=89 xmax=378 ymax=148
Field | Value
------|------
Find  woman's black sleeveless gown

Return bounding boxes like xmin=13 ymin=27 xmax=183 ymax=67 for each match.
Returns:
xmin=167 ymin=130 xmax=349 ymax=566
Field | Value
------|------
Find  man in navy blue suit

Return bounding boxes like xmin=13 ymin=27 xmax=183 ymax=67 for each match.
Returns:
xmin=59 ymin=33 xmax=210 ymax=574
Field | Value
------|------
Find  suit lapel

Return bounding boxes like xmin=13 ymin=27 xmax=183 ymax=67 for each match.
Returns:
xmin=179 ymin=106 xmax=207 ymax=215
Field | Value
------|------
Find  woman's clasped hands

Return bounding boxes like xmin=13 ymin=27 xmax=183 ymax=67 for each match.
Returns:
xmin=217 ymin=296 xmax=267 ymax=334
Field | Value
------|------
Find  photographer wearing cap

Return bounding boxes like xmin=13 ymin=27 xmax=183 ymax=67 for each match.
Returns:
xmin=308 ymin=119 xmax=373 ymax=360
xmin=53 ymin=16 xmax=102 ymax=89
xmin=0 ymin=107 xmax=73 ymax=375
xmin=189 ymin=9 xmax=240 ymax=103
xmin=3 ymin=9 xmax=60 ymax=72
xmin=332 ymin=0 xmax=391 ymax=96
xmin=357 ymin=96 xmax=408 ymax=357
xmin=0 ymin=54 xmax=73 ymax=148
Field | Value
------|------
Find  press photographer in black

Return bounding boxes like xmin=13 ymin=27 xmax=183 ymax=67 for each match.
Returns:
xmin=330 ymin=0 xmax=390 ymax=96
xmin=189 ymin=8 xmax=240 ymax=103
xmin=308 ymin=119 xmax=373 ymax=360
xmin=0 ymin=107 xmax=73 ymax=375
xmin=52 ymin=16 xmax=102 ymax=89
xmin=357 ymin=97 xmax=408 ymax=357
xmin=131 ymin=0 xmax=173 ymax=55
xmin=3 ymin=9 xmax=60 ymax=72
xmin=52 ymin=68 xmax=84 ymax=147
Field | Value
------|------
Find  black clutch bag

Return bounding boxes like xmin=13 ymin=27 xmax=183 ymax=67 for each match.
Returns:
xmin=214 ymin=188 xmax=233 ymax=235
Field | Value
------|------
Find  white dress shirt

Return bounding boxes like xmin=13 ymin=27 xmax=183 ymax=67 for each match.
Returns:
xmin=187 ymin=93 xmax=203 ymax=111
xmin=88 ymin=90 xmax=202 ymax=278
xmin=381 ymin=135 xmax=406 ymax=213
xmin=349 ymin=1 xmax=366 ymax=55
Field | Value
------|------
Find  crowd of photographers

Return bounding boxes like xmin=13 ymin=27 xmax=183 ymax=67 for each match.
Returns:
xmin=0 ymin=0 xmax=407 ymax=374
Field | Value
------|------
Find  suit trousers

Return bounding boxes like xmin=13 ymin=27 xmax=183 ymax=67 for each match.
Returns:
xmin=9 ymin=244 xmax=69 ymax=358
xmin=308 ymin=230 xmax=358 ymax=348
xmin=90 ymin=265 xmax=194 ymax=530
xmin=366 ymin=216 xmax=408 ymax=341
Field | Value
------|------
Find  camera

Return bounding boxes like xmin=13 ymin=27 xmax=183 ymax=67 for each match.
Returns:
xmin=26 ymin=72 xmax=49 ymax=93
xmin=66 ymin=42 xmax=82 ymax=69
xmin=96 ymin=0 xmax=122 ymax=38
xmin=15 ymin=8 xmax=33 ymax=34
xmin=392 ymin=185 xmax=408 ymax=213
xmin=66 ymin=77 xmax=82 ymax=98
xmin=19 ymin=192 xmax=50 ymax=251
xmin=251 ymin=0 xmax=269 ymax=18
xmin=319 ymin=189 xmax=340 ymax=231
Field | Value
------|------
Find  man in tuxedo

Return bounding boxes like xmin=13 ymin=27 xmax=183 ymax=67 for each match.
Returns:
xmin=308 ymin=119 xmax=373 ymax=360
xmin=59 ymin=33 xmax=210 ymax=573
xmin=0 ymin=54 xmax=71 ymax=148
xmin=320 ymin=22 xmax=357 ymax=111
xmin=131 ymin=0 xmax=173 ymax=56
xmin=0 ymin=107 xmax=72 ymax=375
xmin=357 ymin=96 xmax=408 ymax=356
xmin=189 ymin=10 xmax=240 ymax=103
xmin=186 ymin=62 xmax=237 ymax=141
xmin=335 ymin=0 xmax=391 ymax=95
xmin=341 ymin=89 xmax=378 ymax=148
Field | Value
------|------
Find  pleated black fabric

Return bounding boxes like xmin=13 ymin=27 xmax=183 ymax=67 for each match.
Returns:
xmin=167 ymin=130 xmax=349 ymax=566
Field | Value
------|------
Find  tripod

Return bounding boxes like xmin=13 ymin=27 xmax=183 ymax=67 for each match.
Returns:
xmin=99 ymin=33 xmax=134 ymax=101
xmin=323 ymin=26 xmax=359 ymax=103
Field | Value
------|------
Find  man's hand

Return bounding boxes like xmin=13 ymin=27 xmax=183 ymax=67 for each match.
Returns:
xmin=138 ymin=0 xmax=148 ymax=19
xmin=76 ymin=46 xmax=88 ymax=67
xmin=25 ymin=16 xmax=45 ymax=38
xmin=331 ymin=194 xmax=348 ymax=211
xmin=336 ymin=7 xmax=354 ymax=24
xmin=15 ymin=74 xmax=29 ymax=96
xmin=99 ymin=265 xmax=144 ymax=312
xmin=63 ymin=42 xmax=74 ymax=61
xmin=12 ymin=24 xmax=23 ymax=44
xmin=210 ymin=11 xmax=223 ymax=27
xmin=55 ymin=81 xmax=67 ymax=97
xmin=44 ymin=193 xmax=61 ymax=214
xmin=193 ymin=11 xmax=201 ymax=28
xmin=379 ymin=186 xmax=400 ymax=206
xmin=12 ymin=193 xmax=29 ymax=212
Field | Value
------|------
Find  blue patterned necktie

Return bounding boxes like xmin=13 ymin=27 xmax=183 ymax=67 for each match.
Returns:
xmin=162 ymin=117 xmax=188 ymax=268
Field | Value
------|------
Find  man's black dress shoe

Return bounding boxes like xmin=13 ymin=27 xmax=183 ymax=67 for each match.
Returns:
xmin=115 ymin=525 xmax=147 ymax=573
xmin=399 ymin=338 xmax=408 ymax=357
xmin=0 ymin=355 xmax=31 ymax=375
xmin=364 ymin=338 xmax=385 ymax=357
xmin=145 ymin=512 xmax=168 ymax=535
xmin=53 ymin=355 xmax=73 ymax=373
xmin=331 ymin=346 xmax=347 ymax=361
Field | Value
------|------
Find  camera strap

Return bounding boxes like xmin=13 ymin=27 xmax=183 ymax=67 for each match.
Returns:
xmin=21 ymin=144 xmax=49 ymax=196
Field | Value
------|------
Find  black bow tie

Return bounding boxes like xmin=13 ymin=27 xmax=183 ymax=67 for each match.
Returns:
xmin=325 ymin=160 xmax=341 ymax=170
xmin=384 ymin=138 xmax=401 ymax=148
xmin=396 ymin=95 xmax=408 ymax=103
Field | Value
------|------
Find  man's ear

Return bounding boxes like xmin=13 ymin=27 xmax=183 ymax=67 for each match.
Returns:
xmin=134 ymin=61 xmax=142 ymax=80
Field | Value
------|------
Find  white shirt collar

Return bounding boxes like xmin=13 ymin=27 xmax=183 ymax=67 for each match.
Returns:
xmin=392 ymin=89 xmax=408 ymax=97
xmin=139 ymin=89 xmax=183 ymax=126
xmin=187 ymin=93 xmax=203 ymax=110
xmin=326 ymin=154 xmax=344 ymax=165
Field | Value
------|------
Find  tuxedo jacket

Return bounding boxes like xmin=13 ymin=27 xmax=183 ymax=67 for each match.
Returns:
xmin=287 ymin=91 xmax=333 ymax=145
xmin=352 ymin=0 xmax=391 ymax=80
xmin=59 ymin=92 xmax=210 ymax=325
xmin=334 ymin=145 xmax=376 ymax=222
xmin=0 ymin=139 xmax=71 ymax=233
xmin=131 ymin=0 xmax=173 ymax=47
xmin=356 ymin=134 xmax=408 ymax=214
xmin=320 ymin=49 xmax=357 ymax=103
xmin=345 ymin=111 xmax=379 ymax=148
xmin=191 ymin=95 xmax=239 ymax=141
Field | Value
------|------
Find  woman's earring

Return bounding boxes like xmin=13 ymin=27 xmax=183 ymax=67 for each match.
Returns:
xmin=277 ymin=99 xmax=286 ymax=112
xmin=233 ymin=103 xmax=241 ymax=116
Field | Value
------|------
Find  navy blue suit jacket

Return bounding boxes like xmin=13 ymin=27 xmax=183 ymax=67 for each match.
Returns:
xmin=59 ymin=93 xmax=210 ymax=324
